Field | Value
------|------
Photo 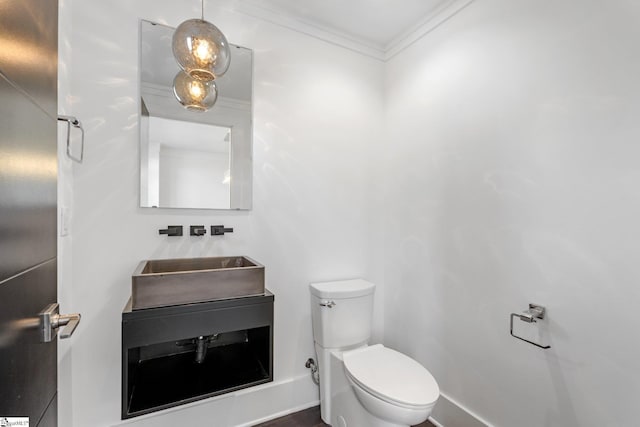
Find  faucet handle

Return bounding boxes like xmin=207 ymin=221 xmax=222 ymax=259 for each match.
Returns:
xmin=159 ymin=225 xmax=183 ymax=236
xmin=211 ymin=225 xmax=234 ymax=236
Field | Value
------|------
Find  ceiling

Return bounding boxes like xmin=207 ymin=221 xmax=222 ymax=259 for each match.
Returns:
xmin=235 ymin=0 xmax=468 ymax=58
xmin=246 ymin=0 xmax=451 ymax=47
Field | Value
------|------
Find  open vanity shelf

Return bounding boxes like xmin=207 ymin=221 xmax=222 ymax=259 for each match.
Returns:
xmin=121 ymin=291 xmax=274 ymax=419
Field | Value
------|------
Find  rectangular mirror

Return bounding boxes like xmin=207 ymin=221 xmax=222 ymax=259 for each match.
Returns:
xmin=139 ymin=20 xmax=252 ymax=210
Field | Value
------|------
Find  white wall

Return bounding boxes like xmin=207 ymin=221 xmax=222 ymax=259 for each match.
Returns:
xmin=59 ymin=1 xmax=384 ymax=426
xmin=383 ymin=0 xmax=640 ymax=426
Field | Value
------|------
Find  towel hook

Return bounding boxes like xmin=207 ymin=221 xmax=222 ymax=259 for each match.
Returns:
xmin=58 ymin=115 xmax=84 ymax=163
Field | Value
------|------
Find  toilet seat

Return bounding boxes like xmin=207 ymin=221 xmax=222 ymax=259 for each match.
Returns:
xmin=343 ymin=344 xmax=440 ymax=409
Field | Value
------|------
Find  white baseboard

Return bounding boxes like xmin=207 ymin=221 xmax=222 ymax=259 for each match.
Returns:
xmin=430 ymin=392 xmax=492 ymax=427
xmin=112 ymin=374 xmax=493 ymax=427
xmin=235 ymin=400 xmax=319 ymax=427
xmin=113 ymin=374 xmax=319 ymax=427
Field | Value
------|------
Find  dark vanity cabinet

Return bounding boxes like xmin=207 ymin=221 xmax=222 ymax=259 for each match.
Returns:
xmin=121 ymin=291 xmax=274 ymax=419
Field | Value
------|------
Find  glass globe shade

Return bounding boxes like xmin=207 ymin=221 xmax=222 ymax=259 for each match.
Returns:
xmin=172 ymin=71 xmax=218 ymax=112
xmin=172 ymin=18 xmax=231 ymax=81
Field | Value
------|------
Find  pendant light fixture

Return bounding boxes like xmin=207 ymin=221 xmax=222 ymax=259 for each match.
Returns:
xmin=172 ymin=0 xmax=231 ymax=82
xmin=173 ymin=70 xmax=218 ymax=112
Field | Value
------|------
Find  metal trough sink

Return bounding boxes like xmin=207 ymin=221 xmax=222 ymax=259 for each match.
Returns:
xmin=131 ymin=256 xmax=265 ymax=310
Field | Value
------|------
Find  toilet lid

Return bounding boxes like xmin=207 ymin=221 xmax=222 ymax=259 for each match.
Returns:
xmin=343 ymin=344 xmax=440 ymax=408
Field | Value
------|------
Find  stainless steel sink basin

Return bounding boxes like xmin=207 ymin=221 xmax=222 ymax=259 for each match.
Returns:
xmin=131 ymin=256 xmax=265 ymax=310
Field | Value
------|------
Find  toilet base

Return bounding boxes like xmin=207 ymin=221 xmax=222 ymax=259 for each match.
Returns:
xmin=331 ymin=387 xmax=406 ymax=427
xmin=315 ymin=342 xmax=367 ymax=424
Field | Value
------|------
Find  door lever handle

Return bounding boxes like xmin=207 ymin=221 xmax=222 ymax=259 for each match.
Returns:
xmin=58 ymin=313 xmax=81 ymax=339
xmin=39 ymin=303 xmax=81 ymax=342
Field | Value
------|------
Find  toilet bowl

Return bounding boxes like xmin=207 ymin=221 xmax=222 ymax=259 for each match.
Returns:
xmin=344 ymin=344 xmax=439 ymax=426
xmin=310 ymin=279 xmax=440 ymax=427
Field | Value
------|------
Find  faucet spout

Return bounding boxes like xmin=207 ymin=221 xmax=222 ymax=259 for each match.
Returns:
xmin=190 ymin=225 xmax=207 ymax=236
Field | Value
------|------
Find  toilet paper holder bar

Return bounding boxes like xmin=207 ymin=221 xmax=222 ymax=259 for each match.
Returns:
xmin=509 ymin=304 xmax=551 ymax=349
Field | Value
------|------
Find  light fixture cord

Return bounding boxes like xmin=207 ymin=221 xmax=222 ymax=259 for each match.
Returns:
xmin=201 ymin=0 xmax=204 ymax=20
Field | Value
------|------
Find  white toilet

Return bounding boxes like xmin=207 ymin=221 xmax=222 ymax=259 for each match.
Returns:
xmin=310 ymin=279 xmax=439 ymax=427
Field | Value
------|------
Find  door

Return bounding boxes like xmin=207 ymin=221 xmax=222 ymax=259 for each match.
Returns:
xmin=0 ymin=1 xmax=60 ymax=426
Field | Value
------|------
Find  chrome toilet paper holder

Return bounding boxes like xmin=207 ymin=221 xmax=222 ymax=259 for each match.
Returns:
xmin=510 ymin=303 xmax=550 ymax=349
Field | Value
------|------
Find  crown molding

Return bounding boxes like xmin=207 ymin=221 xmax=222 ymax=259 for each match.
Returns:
xmin=228 ymin=1 xmax=387 ymax=61
xmin=226 ymin=0 xmax=476 ymax=62
xmin=384 ymin=0 xmax=477 ymax=61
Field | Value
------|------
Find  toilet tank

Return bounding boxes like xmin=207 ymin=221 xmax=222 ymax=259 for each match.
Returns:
xmin=310 ymin=279 xmax=375 ymax=349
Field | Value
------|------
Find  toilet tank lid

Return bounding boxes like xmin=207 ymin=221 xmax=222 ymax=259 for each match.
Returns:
xmin=309 ymin=279 xmax=375 ymax=299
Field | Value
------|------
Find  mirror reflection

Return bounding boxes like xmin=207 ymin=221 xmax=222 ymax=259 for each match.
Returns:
xmin=139 ymin=20 xmax=252 ymax=210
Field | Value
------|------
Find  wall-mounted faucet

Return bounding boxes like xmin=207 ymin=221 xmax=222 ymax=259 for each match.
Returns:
xmin=190 ymin=225 xmax=207 ymax=236
xmin=159 ymin=225 xmax=233 ymax=237
xmin=211 ymin=225 xmax=233 ymax=236
xmin=159 ymin=225 xmax=183 ymax=236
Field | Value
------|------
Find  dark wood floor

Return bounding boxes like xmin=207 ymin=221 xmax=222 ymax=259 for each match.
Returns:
xmin=254 ymin=405 xmax=435 ymax=427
